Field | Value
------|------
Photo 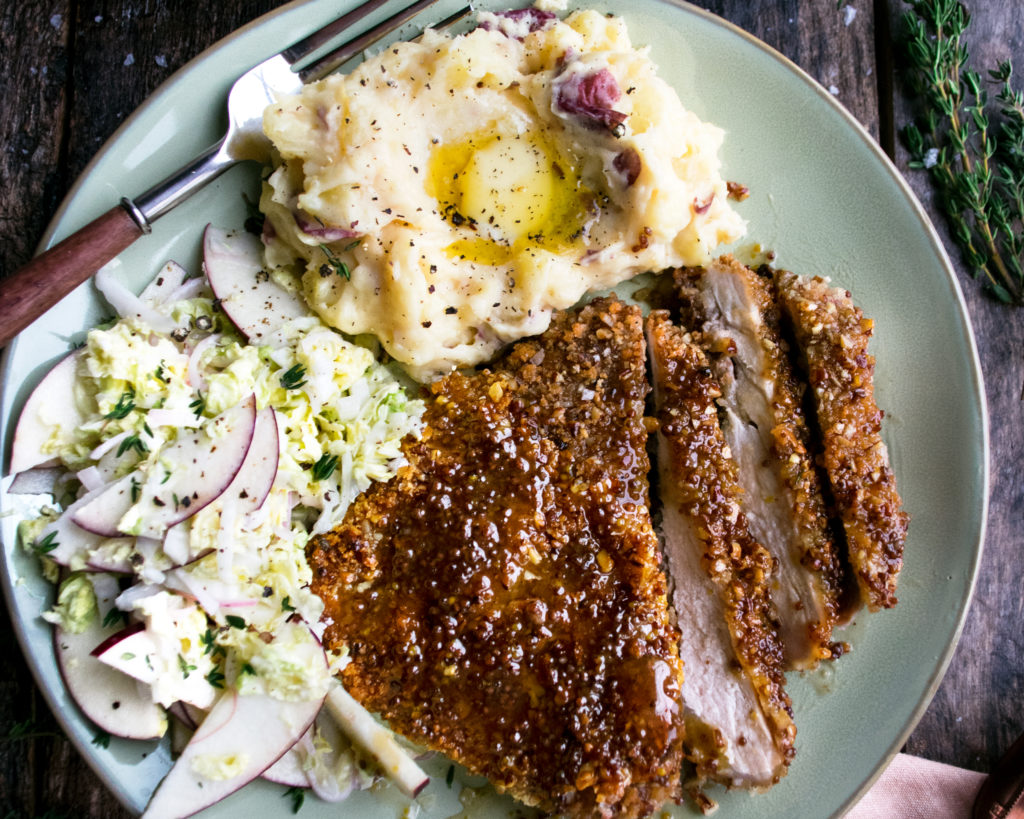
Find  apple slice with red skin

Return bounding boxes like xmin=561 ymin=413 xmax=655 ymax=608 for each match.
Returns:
xmin=203 ymin=226 xmax=309 ymax=344
xmin=9 ymin=350 xmax=87 ymax=476
xmin=54 ymin=573 xmax=166 ymax=740
xmin=261 ymin=733 xmax=311 ymax=789
xmin=72 ymin=396 xmax=257 ymax=539
xmin=141 ymin=621 xmax=327 ymax=819
xmin=217 ymin=405 xmax=279 ymax=516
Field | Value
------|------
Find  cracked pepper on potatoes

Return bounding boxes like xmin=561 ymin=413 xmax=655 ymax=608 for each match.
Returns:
xmin=261 ymin=7 xmax=744 ymax=380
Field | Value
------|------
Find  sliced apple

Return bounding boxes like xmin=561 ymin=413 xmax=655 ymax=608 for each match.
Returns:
xmin=141 ymin=623 xmax=328 ymax=819
xmin=324 ymin=682 xmax=429 ymax=799
xmin=262 ymin=733 xmax=311 ymax=789
xmin=92 ymin=622 xmax=159 ymax=684
xmin=203 ymin=225 xmax=309 ymax=343
xmin=9 ymin=350 xmax=87 ymax=476
xmin=219 ymin=406 xmax=279 ymax=516
xmin=299 ymin=709 xmax=357 ymax=802
xmin=55 ymin=574 xmax=166 ymax=740
xmin=68 ymin=474 xmax=137 ymax=538
xmin=139 ymin=261 xmax=189 ymax=307
xmin=7 ymin=466 xmax=63 ymax=496
xmin=73 ymin=396 xmax=257 ymax=539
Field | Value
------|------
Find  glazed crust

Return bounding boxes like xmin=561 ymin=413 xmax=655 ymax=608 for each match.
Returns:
xmin=676 ymin=257 xmax=847 ymax=667
xmin=647 ymin=310 xmax=795 ymax=786
xmin=307 ymin=297 xmax=685 ymax=818
xmin=773 ymin=270 xmax=909 ymax=611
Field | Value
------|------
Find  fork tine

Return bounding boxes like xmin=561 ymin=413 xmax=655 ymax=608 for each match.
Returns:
xmin=298 ymin=0 xmax=446 ymax=83
xmin=281 ymin=0 xmax=392 ymax=66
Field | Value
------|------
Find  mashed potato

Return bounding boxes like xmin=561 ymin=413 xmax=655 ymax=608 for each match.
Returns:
xmin=262 ymin=7 xmax=744 ymax=380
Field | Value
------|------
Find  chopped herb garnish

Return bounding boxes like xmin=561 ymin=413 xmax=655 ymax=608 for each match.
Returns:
xmin=241 ymin=662 xmax=256 ymax=676
xmin=201 ymin=628 xmax=217 ymax=655
xmin=279 ymin=363 xmax=307 ymax=391
xmin=153 ymin=362 xmax=169 ymax=383
xmin=225 ymin=614 xmax=246 ymax=629
xmin=161 ymin=470 xmax=172 ymax=485
xmin=205 ymin=667 xmax=226 ymax=689
xmin=105 ymin=388 xmax=136 ymax=420
xmin=121 ymin=652 xmax=136 ymax=661
xmin=284 ymin=786 xmax=305 ymax=813
xmin=189 ymin=394 xmax=206 ymax=419
xmin=92 ymin=730 xmax=111 ymax=749
xmin=319 ymin=243 xmax=351 ymax=280
xmin=8 ymin=719 xmax=34 ymax=740
xmin=281 ymin=596 xmax=296 ymax=613
xmin=32 ymin=531 xmax=59 ymax=555
xmin=343 ymin=239 xmax=361 ymax=251
xmin=142 ymin=421 xmax=153 ymax=438
xmin=102 ymin=608 xmax=125 ymax=629
xmin=178 ymin=654 xmax=197 ymax=678
xmin=446 ymin=764 xmax=455 ymax=788
xmin=116 ymin=433 xmax=149 ymax=458
xmin=130 ymin=476 xmax=141 ymax=503
xmin=310 ymin=453 xmax=339 ymax=482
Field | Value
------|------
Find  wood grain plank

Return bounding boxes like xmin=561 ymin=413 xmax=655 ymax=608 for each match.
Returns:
xmin=702 ymin=0 xmax=880 ymax=140
xmin=886 ymin=0 xmax=1024 ymax=773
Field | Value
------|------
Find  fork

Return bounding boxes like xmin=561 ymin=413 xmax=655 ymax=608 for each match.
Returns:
xmin=0 ymin=0 xmax=470 ymax=349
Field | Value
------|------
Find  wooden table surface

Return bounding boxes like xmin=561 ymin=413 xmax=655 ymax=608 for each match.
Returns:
xmin=1 ymin=0 xmax=1021 ymax=815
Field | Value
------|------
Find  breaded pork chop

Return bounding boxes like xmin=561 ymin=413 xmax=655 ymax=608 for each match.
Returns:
xmin=647 ymin=310 xmax=795 ymax=789
xmin=307 ymin=297 xmax=686 ymax=818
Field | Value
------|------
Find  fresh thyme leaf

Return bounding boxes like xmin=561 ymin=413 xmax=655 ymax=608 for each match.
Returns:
xmin=281 ymin=596 xmax=296 ymax=612
xmin=205 ymin=666 xmax=226 ymax=689
xmin=310 ymin=453 xmax=339 ymax=482
xmin=279 ymin=363 xmax=307 ymax=391
xmin=92 ymin=730 xmax=111 ymax=749
xmin=283 ymin=786 xmax=305 ymax=813
xmin=189 ymin=394 xmax=206 ymax=418
xmin=32 ymin=531 xmax=59 ymax=555
xmin=901 ymin=0 xmax=1024 ymax=303
xmin=241 ymin=662 xmax=256 ymax=676
xmin=178 ymin=653 xmax=197 ymax=678
xmin=319 ymin=243 xmax=351 ymax=280
xmin=225 ymin=614 xmax=246 ymax=629
xmin=153 ymin=362 xmax=169 ymax=383
xmin=105 ymin=388 xmax=136 ymax=420
xmin=130 ymin=476 xmax=141 ymax=503
xmin=116 ymin=433 xmax=149 ymax=458
xmin=446 ymin=764 xmax=455 ymax=788
xmin=102 ymin=608 xmax=125 ymax=629
xmin=201 ymin=627 xmax=217 ymax=655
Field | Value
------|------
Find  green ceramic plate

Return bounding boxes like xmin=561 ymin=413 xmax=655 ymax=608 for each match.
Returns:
xmin=0 ymin=1 xmax=988 ymax=816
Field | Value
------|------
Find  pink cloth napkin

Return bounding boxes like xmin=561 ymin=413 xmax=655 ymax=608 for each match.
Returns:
xmin=845 ymin=753 xmax=986 ymax=818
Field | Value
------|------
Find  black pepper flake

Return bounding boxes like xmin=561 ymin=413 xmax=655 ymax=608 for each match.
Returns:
xmin=445 ymin=306 xmax=457 ymax=315
xmin=422 ymin=321 xmax=432 ymax=328
xmin=428 ymin=284 xmax=436 ymax=293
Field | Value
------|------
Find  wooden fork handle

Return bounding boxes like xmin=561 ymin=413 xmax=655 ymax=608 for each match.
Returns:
xmin=0 ymin=205 xmax=143 ymax=349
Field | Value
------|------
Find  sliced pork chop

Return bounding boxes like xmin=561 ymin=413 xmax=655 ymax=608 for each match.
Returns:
xmin=677 ymin=257 xmax=848 ymax=668
xmin=774 ymin=270 xmax=909 ymax=611
xmin=307 ymin=297 xmax=686 ymax=818
xmin=647 ymin=310 xmax=795 ymax=789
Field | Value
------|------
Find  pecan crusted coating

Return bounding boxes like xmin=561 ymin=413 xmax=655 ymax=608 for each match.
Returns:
xmin=675 ymin=258 xmax=849 ymax=668
xmin=307 ymin=297 xmax=685 ymax=818
xmin=647 ymin=310 xmax=796 ymax=785
xmin=774 ymin=270 xmax=909 ymax=611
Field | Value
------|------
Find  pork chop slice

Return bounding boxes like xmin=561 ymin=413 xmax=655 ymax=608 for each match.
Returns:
xmin=647 ymin=310 xmax=795 ymax=789
xmin=773 ymin=270 xmax=909 ymax=611
xmin=307 ymin=297 xmax=686 ymax=818
xmin=676 ymin=257 xmax=848 ymax=668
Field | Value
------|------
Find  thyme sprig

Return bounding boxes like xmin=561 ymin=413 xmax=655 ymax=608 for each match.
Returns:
xmin=901 ymin=0 xmax=1024 ymax=304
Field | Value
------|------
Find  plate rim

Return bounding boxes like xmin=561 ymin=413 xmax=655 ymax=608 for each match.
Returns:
xmin=0 ymin=1 xmax=991 ymax=816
